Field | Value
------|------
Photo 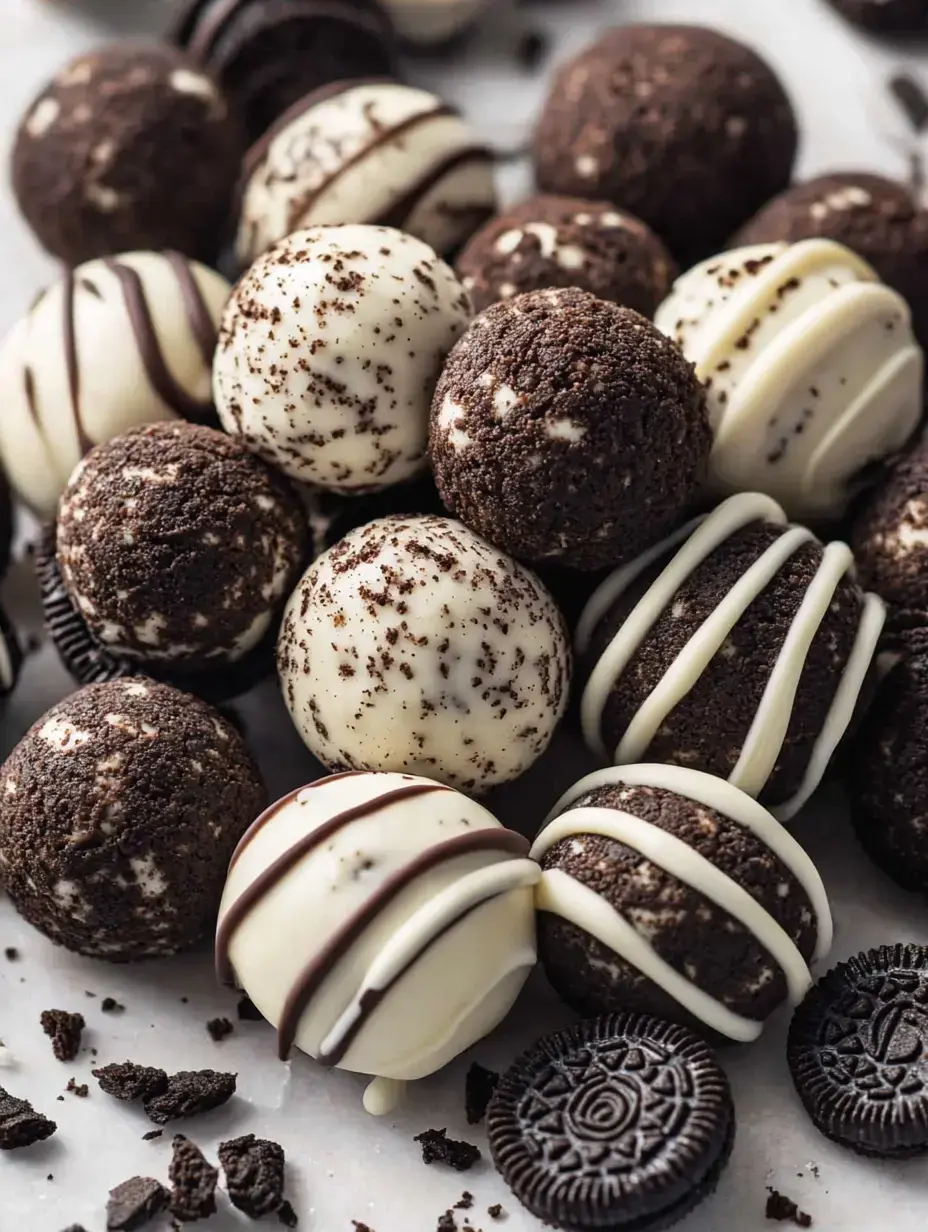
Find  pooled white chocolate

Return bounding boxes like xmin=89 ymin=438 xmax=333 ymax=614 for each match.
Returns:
xmin=215 ymin=770 xmax=540 ymax=1112
xmin=654 ymin=239 xmax=924 ymax=520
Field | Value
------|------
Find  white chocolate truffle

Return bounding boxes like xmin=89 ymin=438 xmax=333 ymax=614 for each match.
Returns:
xmin=654 ymin=239 xmax=924 ymax=521
xmin=215 ymin=770 xmax=540 ymax=1112
xmin=215 ymin=225 xmax=472 ymax=493
xmin=277 ymin=514 xmax=571 ymax=792
xmin=236 ymin=81 xmax=496 ymax=267
xmin=383 ymin=0 xmax=489 ymax=44
xmin=0 ymin=251 xmax=230 ymax=518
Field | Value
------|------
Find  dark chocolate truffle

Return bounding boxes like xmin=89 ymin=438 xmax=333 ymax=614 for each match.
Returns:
xmin=169 ymin=0 xmax=397 ymax=144
xmin=55 ymin=422 xmax=307 ymax=676
xmin=430 ymin=288 xmax=711 ymax=572
xmin=12 ymin=43 xmax=242 ymax=266
xmin=455 ymin=195 xmax=676 ymax=315
xmin=533 ymin=25 xmax=797 ymax=262
xmin=0 ymin=679 xmax=267 ymax=961
xmin=577 ymin=492 xmax=885 ymax=817
xmin=532 ymin=764 xmax=831 ymax=1040
xmin=735 ymin=173 xmax=928 ymax=347
xmin=825 ymin=0 xmax=928 ymax=34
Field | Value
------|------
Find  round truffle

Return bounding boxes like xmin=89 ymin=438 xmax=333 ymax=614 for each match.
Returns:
xmin=825 ymin=0 xmax=928 ymax=33
xmin=383 ymin=0 xmax=489 ymax=44
xmin=533 ymin=764 xmax=832 ymax=1039
xmin=236 ymin=81 xmax=496 ymax=267
xmin=655 ymin=240 xmax=924 ymax=522
xmin=169 ymin=0 xmax=397 ymax=144
xmin=215 ymin=225 xmax=472 ymax=493
xmin=12 ymin=44 xmax=242 ymax=267
xmin=430 ymin=287 xmax=711 ymax=572
xmin=277 ymin=514 xmax=571 ymax=793
xmin=455 ymin=195 xmax=676 ymax=316
xmin=0 ymin=679 xmax=267 ymax=961
xmin=217 ymin=770 xmax=540 ymax=1112
xmin=533 ymin=25 xmax=797 ymax=262
xmin=735 ymin=174 xmax=928 ymax=349
xmin=55 ymin=422 xmax=308 ymax=675
xmin=0 ymin=252 xmax=231 ymax=520
xmin=577 ymin=492 xmax=886 ymax=819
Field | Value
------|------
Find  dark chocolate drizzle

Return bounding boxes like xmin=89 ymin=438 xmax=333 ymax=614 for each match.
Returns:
xmin=373 ymin=145 xmax=494 ymax=232
xmin=164 ymin=250 xmax=220 ymax=374
xmin=62 ymin=271 xmax=92 ymax=454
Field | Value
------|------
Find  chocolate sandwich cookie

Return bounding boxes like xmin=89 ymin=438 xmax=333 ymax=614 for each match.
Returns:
xmin=788 ymin=944 xmax=928 ymax=1158
xmin=487 ymin=1013 xmax=735 ymax=1232
xmin=825 ymin=0 xmax=928 ymax=34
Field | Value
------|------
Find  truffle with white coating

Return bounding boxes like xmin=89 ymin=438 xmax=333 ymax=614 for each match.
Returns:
xmin=383 ymin=0 xmax=489 ymax=44
xmin=0 ymin=680 xmax=267 ymax=961
xmin=277 ymin=514 xmax=571 ymax=792
xmin=215 ymin=225 xmax=472 ymax=493
xmin=236 ymin=82 xmax=495 ymax=267
xmin=655 ymin=239 xmax=924 ymax=521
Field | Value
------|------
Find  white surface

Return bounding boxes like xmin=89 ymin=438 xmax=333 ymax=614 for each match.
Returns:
xmin=2 ymin=1 xmax=928 ymax=1230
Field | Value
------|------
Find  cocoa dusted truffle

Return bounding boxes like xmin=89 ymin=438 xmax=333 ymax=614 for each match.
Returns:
xmin=825 ymin=0 xmax=928 ymax=34
xmin=0 ymin=679 xmax=266 ymax=961
xmin=430 ymin=288 xmax=710 ymax=572
xmin=11 ymin=44 xmax=242 ymax=266
xmin=455 ymin=196 xmax=676 ymax=315
xmin=533 ymin=25 xmax=797 ymax=262
xmin=53 ymin=422 xmax=307 ymax=680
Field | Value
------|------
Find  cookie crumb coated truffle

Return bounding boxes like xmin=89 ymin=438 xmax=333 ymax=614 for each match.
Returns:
xmin=0 ymin=253 xmax=231 ymax=519
xmin=534 ymin=764 xmax=832 ymax=1039
xmin=430 ymin=288 xmax=710 ymax=572
xmin=0 ymin=679 xmax=266 ymax=961
xmin=12 ymin=44 xmax=242 ymax=266
xmin=56 ymin=422 xmax=307 ymax=674
xmin=533 ymin=25 xmax=797 ymax=262
xmin=655 ymin=240 xmax=924 ymax=521
xmin=216 ymin=225 xmax=472 ymax=494
xmin=278 ymin=515 xmax=570 ymax=791
xmin=236 ymin=81 xmax=495 ymax=267
xmin=456 ymin=195 xmax=676 ymax=315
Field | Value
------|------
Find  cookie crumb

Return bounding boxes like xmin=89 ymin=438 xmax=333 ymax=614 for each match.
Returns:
xmin=219 ymin=1133 xmax=286 ymax=1218
xmin=0 ymin=1084 xmax=57 ymax=1149
xmin=516 ymin=30 xmax=548 ymax=72
xmin=101 ymin=998 xmax=125 ymax=1014
xmin=4 ymin=947 xmax=19 ymax=961
xmin=465 ymin=1063 xmax=499 ymax=1125
xmin=236 ymin=996 xmax=263 ymax=1022
xmin=142 ymin=1130 xmax=163 ymax=1142
xmin=436 ymin=1214 xmax=456 ymax=1232
xmin=766 ymin=1188 xmax=813 ymax=1228
xmin=351 ymin=1223 xmax=374 ymax=1232
xmin=40 ymin=1010 xmax=85 ymax=1062
xmin=144 ymin=1070 xmax=236 ymax=1125
xmin=487 ymin=1205 xmax=504 ymax=1220
xmin=415 ymin=1128 xmax=481 ymax=1172
xmin=93 ymin=1062 xmax=168 ymax=1103
xmin=169 ymin=1136 xmax=218 ymax=1223
xmin=454 ymin=1192 xmax=473 ymax=1210
xmin=106 ymin=1176 xmax=169 ymax=1231
xmin=66 ymin=1078 xmax=89 ymax=1098
xmin=278 ymin=1199 xmax=298 ymax=1227
xmin=206 ymin=1017 xmax=234 ymax=1043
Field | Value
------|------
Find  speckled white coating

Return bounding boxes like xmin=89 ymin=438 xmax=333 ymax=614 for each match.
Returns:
xmin=277 ymin=514 xmax=571 ymax=792
xmin=655 ymin=238 xmax=924 ymax=520
xmin=0 ymin=252 xmax=230 ymax=518
xmin=215 ymin=225 xmax=472 ymax=493
xmin=383 ymin=0 xmax=490 ymax=43
xmin=235 ymin=82 xmax=496 ymax=266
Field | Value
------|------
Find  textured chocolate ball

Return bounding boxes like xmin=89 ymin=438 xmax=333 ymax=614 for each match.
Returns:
xmin=12 ymin=43 xmax=242 ymax=266
xmin=55 ymin=423 xmax=307 ymax=675
xmin=169 ymin=0 xmax=397 ymax=144
xmin=533 ymin=25 xmax=797 ymax=262
xmin=0 ymin=679 xmax=266 ymax=961
xmin=825 ymin=0 xmax=928 ymax=34
xmin=455 ymin=196 xmax=676 ymax=315
xmin=430 ymin=288 xmax=711 ymax=572
xmin=735 ymin=174 xmax=928 ymax=348
xmin=533 ymin=765 xmax=832 ymax=1040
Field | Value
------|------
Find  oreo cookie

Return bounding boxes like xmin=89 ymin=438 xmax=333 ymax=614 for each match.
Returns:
xmin=487 ymin=1013 xmax=735 ymax=1232
xmin=788 ymin=944 xmax=928 ymax=1158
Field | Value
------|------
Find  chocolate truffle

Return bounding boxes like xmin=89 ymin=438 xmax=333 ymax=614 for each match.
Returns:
xmin=578 ymin=492 xmax=886 ymax=820
xmin=277 ymin=514 xmax=571 ymax=792
xmin=235 ymin=82 xmax=495 ymax=267
xmin=735 ymin=174 xmax=928 ymax=349
xmin=0 ymin=253 xmax=231 ymax=519
xmin=0 ymin=679 xmax=266 ymax=961
xmin=825 ymin=0 xmax=928 ymax=34
xmin=169 ymin=0 xmax=397 ymax=144
xmin=430 ymin=288 xmax=711 ymax=572
xmin=12 ymin=44 xmax=242 ymax=267
xmin=55 ymin=422 xmax=307 ymax=676
xmin=215 ymin=225 xmax=472 ymax=493
xmin=655 ymin=239 xmax=924 ymax=521
xmin=533 ymin=25 xmax=797 ymax=263
xmin=534 ymin=764 xmax=832 ymax=1041
xmin=216 ymin=770 xmax=540 ymax=1113
xmin=455 ymin=195 xmax=676 ymax=315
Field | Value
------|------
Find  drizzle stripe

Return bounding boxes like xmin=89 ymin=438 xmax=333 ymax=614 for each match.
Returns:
xmin=373 ymin=145 xmax=494 ymax=231
xmin=164 ymin=251 xmax=219 ymax=372
xmin=62 ymin=272 xmax=92 ymax=453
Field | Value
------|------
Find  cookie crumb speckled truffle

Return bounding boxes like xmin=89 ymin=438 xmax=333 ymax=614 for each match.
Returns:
xmin=0 ymin=679 xmax=266 ymax=961
xmin=533 ymin=25 xmax=797 ymax=262
xmin=431 ymin=288 xmax=710 ymax=572
xmin=534 ymin=765 xmax=832 ymax=1039
xmin=216 ymin=225 xmax=472 ymax=494
xmin=55 ymin=423 xmax=307 ymax=675
xmin=12 ymin=44 xmax=242 ymax=266
xmin=456 ymin=196 xmax=676 ymax=315
xmin=825 ymin=0 xmax=928 ymax=34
